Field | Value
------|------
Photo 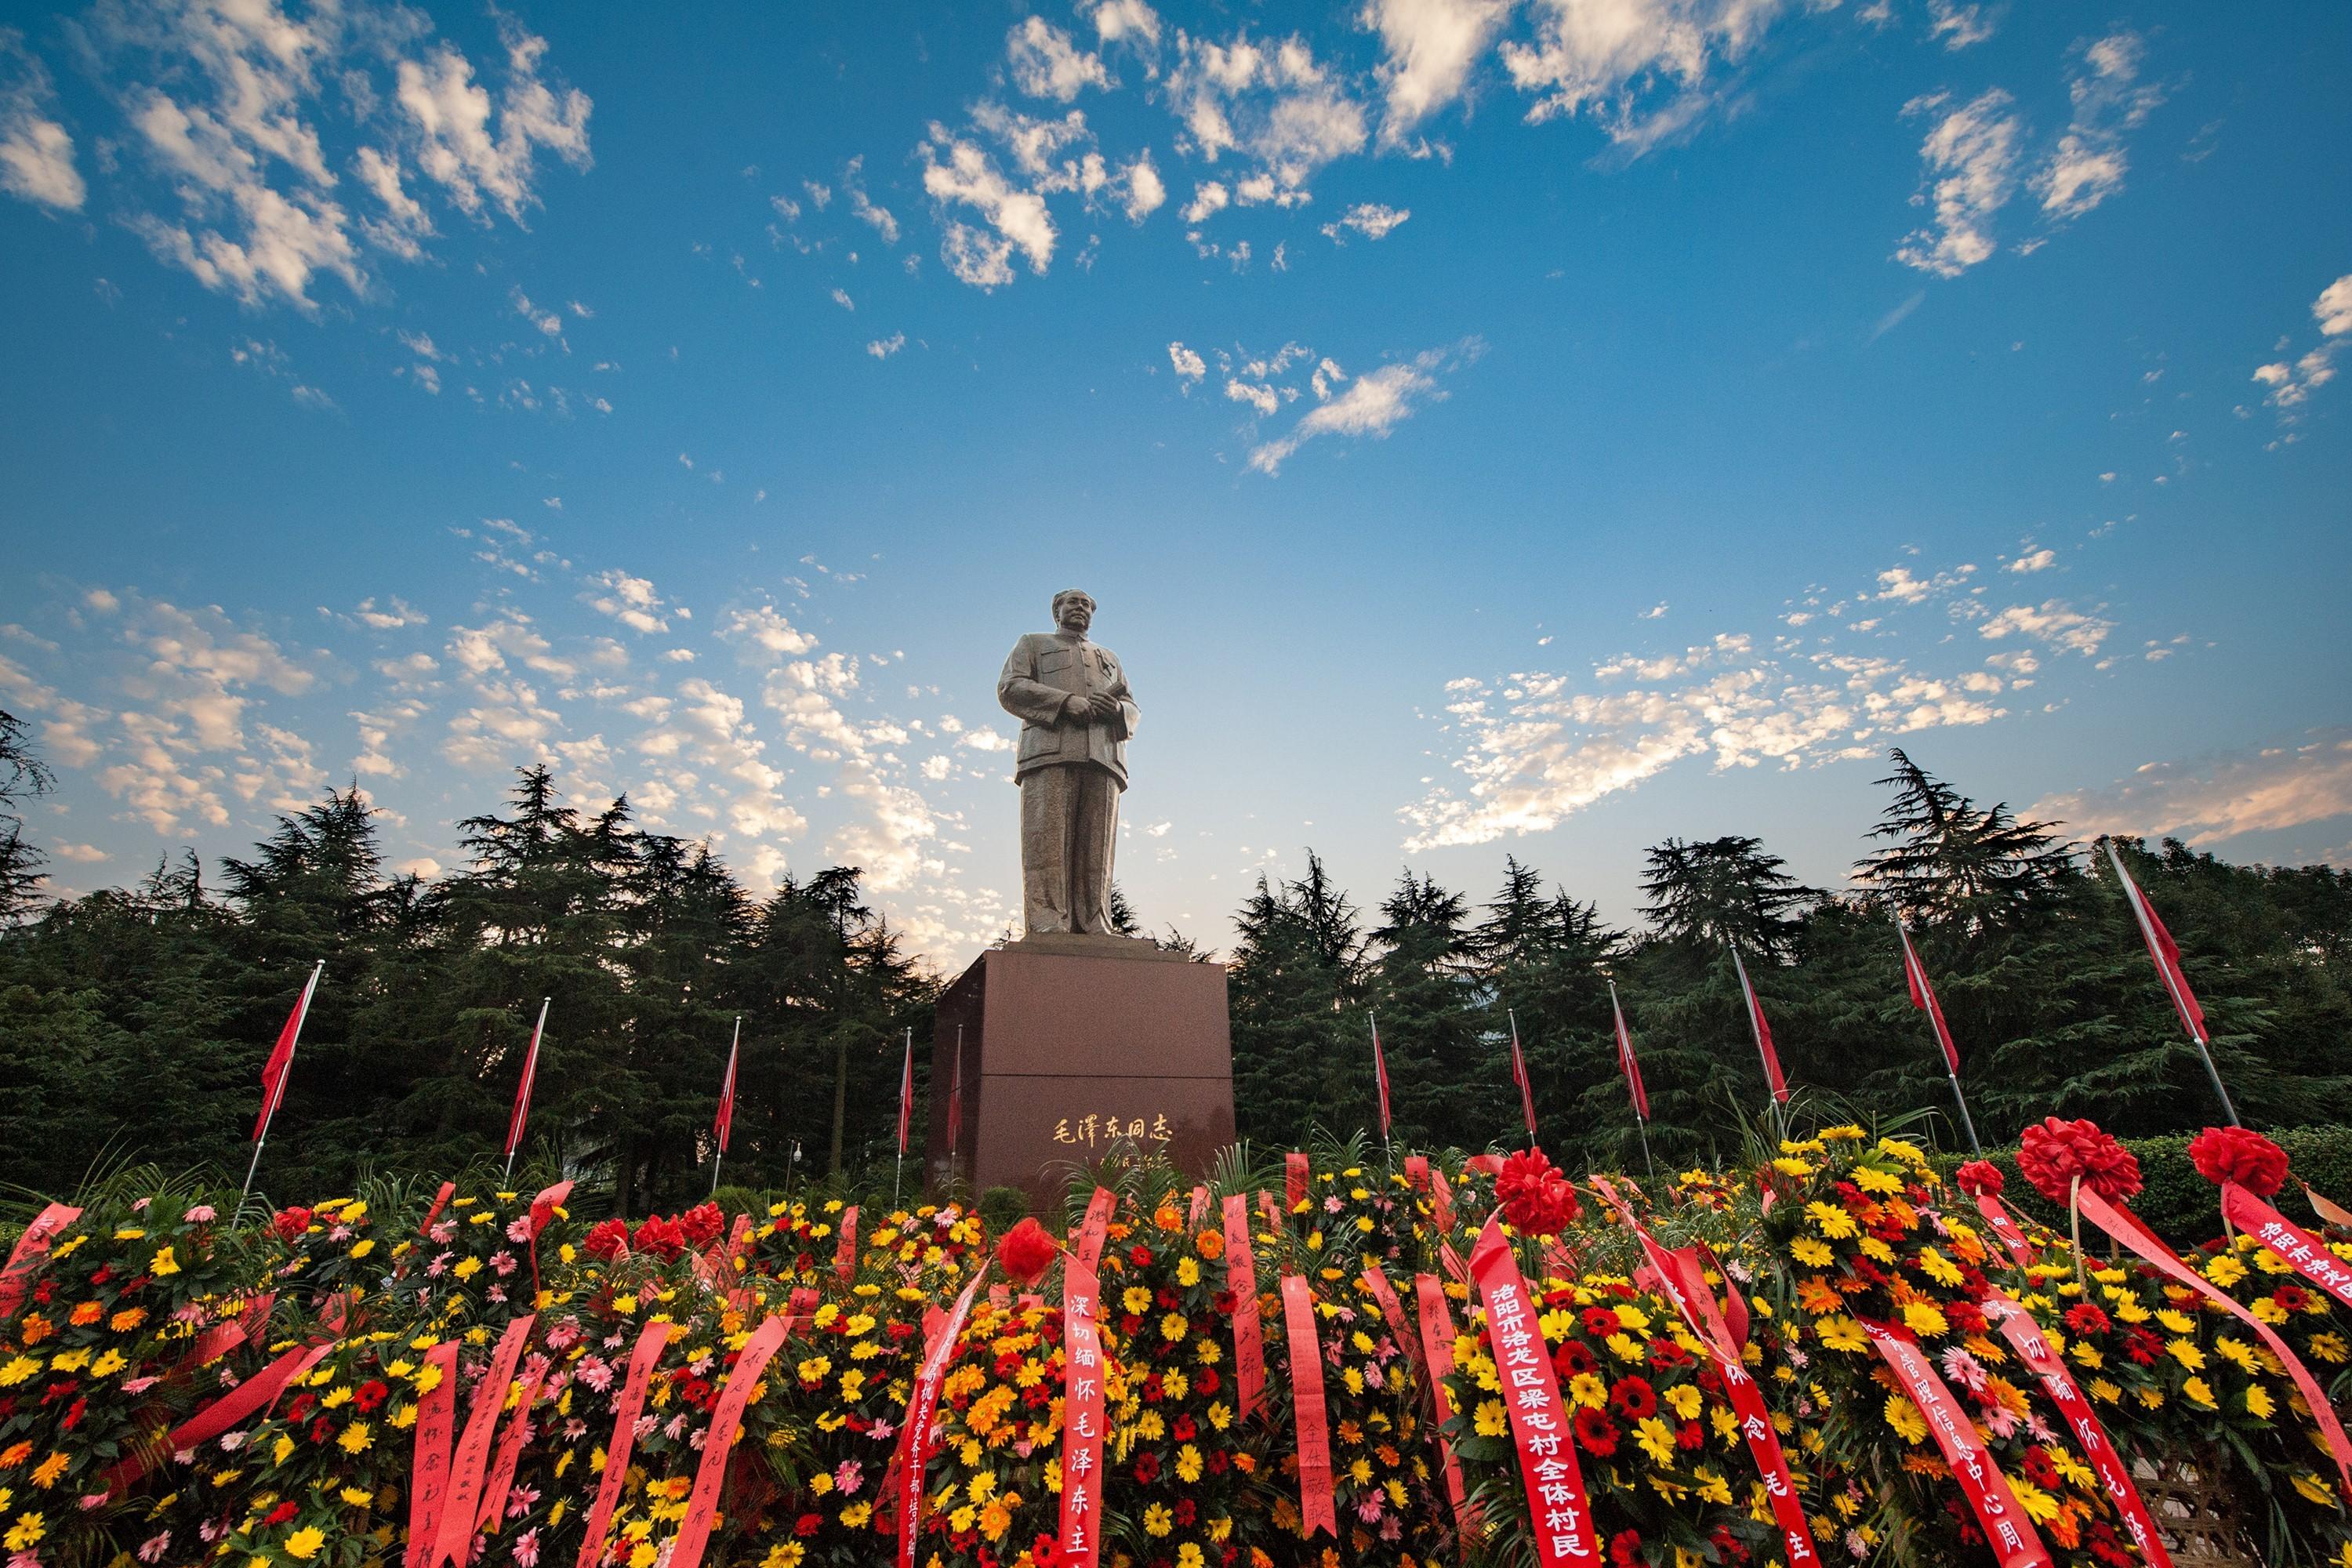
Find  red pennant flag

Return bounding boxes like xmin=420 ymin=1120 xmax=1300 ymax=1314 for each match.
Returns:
xmin=1370 ymin=1014 xmax=1392 ymax=1139
xmin=1506 ymin=1010 xmax=1537 ymax=1141
xmin=1893 ymin=917 xmax=1961 ymax=1076
xmin=895 ymin=1028 xmax=915 ymax=1156
xmin=255 ymin=961 xmax=323 ymax=1141
xmin=713 ymin=1018 xmax=740 ymax=1156
xmin=1607 ymin=980 xmax=1649 ymax=1120
xmin=1728 ymin=946 xmax=1788 ymax=1104
xmin=504 ymin=999 xmax=550 ymax=1161
xmin=2107 ymin=844 xmax=2209 ymax=1044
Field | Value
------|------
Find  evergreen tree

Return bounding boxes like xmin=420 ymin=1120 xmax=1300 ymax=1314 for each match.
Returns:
xmin=0 ymin=708 xmax=53 ymax=924
xmin=1227 ymin=852 xmax=1362 ymax=1147
xmin=1854 ymin=749 xmax=2074 ymax=931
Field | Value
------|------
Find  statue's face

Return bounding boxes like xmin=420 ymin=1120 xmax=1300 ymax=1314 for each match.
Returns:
xmin=1054 ymin=594 xmax=1094 ymax=633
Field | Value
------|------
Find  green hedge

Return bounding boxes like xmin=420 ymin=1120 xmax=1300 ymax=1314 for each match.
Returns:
xmin=1928 ymin=1123 xmax=2352 ymax=1243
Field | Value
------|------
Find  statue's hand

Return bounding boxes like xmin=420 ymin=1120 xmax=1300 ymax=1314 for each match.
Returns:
xmin=1086 ymin=692 xmax=1120 ymax=721
xmin=1060 ymin=695 xmax=1092 ymax=724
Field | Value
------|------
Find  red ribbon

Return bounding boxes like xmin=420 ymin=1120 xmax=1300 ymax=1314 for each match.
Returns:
xmin=1221 ymin=1194 xmax=1265 ymax=1419
xmin=430 ymin=1313 xmax=537 ymax=1567
xmin=1279 ymin=1275 xmax=1338 ymax=1538
xmin=1258 ymin=1189 xmax=1282 ymax=1235
xmin=1465 ymin=1154 xmax=1504 ymax=1177
xmin=1864 ymin=1321 xmax=2052 ymax=1568
xmin=1973 ymin=1192 xmax=2037 ymax=1269
xmin=667 ymin=1314 xmax=792 ymax=1568
xmin=1413 ymin=1272 xmax=1473 ymax=1535
xmin=1983 ymin=1294 xmax=2170 ymax=1568
xmin=574 ymin=1319 xmax=673 ymax=1568
xmin=897 ymin=1267 xmax=988 ymax=1568
xmin=2077 ymin=1187 xmax=2352 ymax=1497
xmin=1073 ymin=1187 xmax=1115 ymax=1276
xmin=166 ymin=1334 xmax=333 ymax=1465
xmin=99 ymin=1290 xmax=283 ymax=1495
xmin=1403 ymin=1155 xmax=1430 ymax=1193
xmin=526 ymin=1181 xmax=572 ymax=1303
xmin=1059 ymin=1254 xmax=1107 ymax=1568
xmin=2306 ymin=1183 xmax=2352 ymax=1232
xmin=1603 ymin=1201 xmax=1817 ymax=1568
xmin=419 ymin=1181 xmax=456 ymax=1236
xmin=837 ymin=1206 xmax=858 ymax=1282
xmin=1188 ymin=1185 xmax=1210 ymax=1231
xmin=476 ymin=1370 xmax=545 ymax=1537
xmin=1361 ymin=1265 xmax=1416 ymax=1375
xmin=0 ymin=1202 xmax=79 ymax=1320
xmin=2221 ymin=1181 xmax=2352 ymax=1309
xmin=405 ymin=1341 xmax=463 ymax=1568
xmin=1468 ymin=1215 xmax=1595 ymax=1568
xmin=1430 ymin=1170 xmax=1456 ymax=1238
xmin=1286 ymin=1152 xmax=1309 ymax=1210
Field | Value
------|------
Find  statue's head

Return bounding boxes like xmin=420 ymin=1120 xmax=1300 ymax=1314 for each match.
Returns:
xmin=1051 ymin=589 xmax=1095 ymax=633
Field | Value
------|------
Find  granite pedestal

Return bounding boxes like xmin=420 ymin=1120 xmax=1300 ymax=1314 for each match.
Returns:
xmin=927 ymin=933 xmax=1236 ymax=1207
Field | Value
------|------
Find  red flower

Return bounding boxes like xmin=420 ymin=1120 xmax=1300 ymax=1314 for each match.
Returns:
xmin=2017 ymin=1117 xmax=2142 ymax=1205
xmin=270 ymin=1206 xmax=313 ymax=1243
xmin=796 ymin=1514 xmax=822 ymax=1537
xmin=2274 ymin=1284 xmax=2312 ymax=1312
xmin=2063 ymin=1304 xmax=2111 ymax=1336
xmin=2188 ymin=1127 xmax=2289 ymax=1198
xmin=1611 ymin=1530 xmax=1646 ymax=1568
xmin=265 ymin=1501 xmax=299 ymax=1527
xmin=583 ymin=1218 xmax=631 ymax=1261
xmin=996 ymin=1218 xmax=1058 ymax=1286
xmin=1581 ymin=1308 xmax=1621 ymax=1339
xmin=1496 ymin=1149 xmax=1582 ymax=1238
xmin=1573 ymin=1406 xmax=1619 ymax=1456
xmin=633 ymin=1215 xmax=685 ymax=1261
xmin=1954 ymin=1161 xmax=2004 ymax=1199
xmin=678 ymin=1201 xmax=726 ymax=1247
xmin=1608 ymin=1375 xmax=1657 ymax=1420
xmin=1553 ymin=1340 xmax=1598 ymax=1380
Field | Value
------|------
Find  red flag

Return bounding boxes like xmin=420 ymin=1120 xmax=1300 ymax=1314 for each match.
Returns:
xmin=1505 ymin=1010 xmax=1537 ymax=1140
xmin=895 ymin=1029 xmax=914 ymax=1156
xmin=1370 ymin=1014 xmax=1392 ymax=1139
xmin=1607 ymin=980 xmax=1649 ymax=1120
xmin=945 ymin=1026 xmax=964 ymax=1153
xmin=1728 ymin=946 xmax=1788 ymax=1103
xmin=504 ymin=999 xmax=550 ymax=1160
xmin=2107 ymin=844 xmax=2209 ymax=1044
xmin=1893 ymin=916 xmax=1962 ymax=1076
xmin=713 ymin=1018 xmax=740 ymax=1156
xmin=255 ymin=960 xmax=323 ymax=1141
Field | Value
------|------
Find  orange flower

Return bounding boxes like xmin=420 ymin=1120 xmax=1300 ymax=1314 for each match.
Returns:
xmin=1152 ymin=1204 xmax=1184 ymax=1232
xmin=17 ymin=1316 xmax=52 ymax=1346
xmin=1196 ymin=1231 xmax=1223 ymax=1261
xmin=0 ymin=1441 xmax=33 ymax=1468
xmin=31 ymin=1450 xmax=69 ymax=1488
xmin=1796 ymin=1277 xmax=1842 ymax=1315
xmin=68 ymin=1303 xmax=102 ymax=1327
xmin=109 ymin=1308 xmax=146 ymax=1333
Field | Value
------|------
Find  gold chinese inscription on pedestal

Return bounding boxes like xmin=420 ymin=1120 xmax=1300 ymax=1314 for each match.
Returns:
xmin=1053 ymin=1111 xmax=1176 ymax=1148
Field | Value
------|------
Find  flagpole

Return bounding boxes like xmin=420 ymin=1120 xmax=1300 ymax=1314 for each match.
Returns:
xmin=2107 ymin=842 xmax=2240 ymax=1127
xmin=1730 ymin=946 xmax=1787 ymax=1148
xmin=1607 ymin=981 xmax=1655 ymax=1182
xmin=712 ymin=1016 xmax=740 ymax=1199
xmin=245 ymin=959 xmax=323 ymax=1200
xmin=894 ymin=1026 xmax=910 ymax=1209
xmin=1893 ymin=913 xmax=1984 ymax=1156
xmin=505 ymin=997 xmax=550 ymax=1185
xmin=1370 ymin=1009 xmax=1392 ymax=1171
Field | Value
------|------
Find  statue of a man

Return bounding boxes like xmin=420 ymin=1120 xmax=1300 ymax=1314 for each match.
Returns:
xmin=997 ymin=589 xmax=1138 ymax=936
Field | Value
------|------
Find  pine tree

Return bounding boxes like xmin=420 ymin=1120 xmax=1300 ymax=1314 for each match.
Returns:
xmin=1854 ymin=748 xmax=2074 ymax=931
xmin=1366 ymin=868 xmax=1483 ymax=1151
xmin=1227 ymin=852 xmax=1363 ymax=1148
xmin=0 ymin=708 xmax=54 ymax=924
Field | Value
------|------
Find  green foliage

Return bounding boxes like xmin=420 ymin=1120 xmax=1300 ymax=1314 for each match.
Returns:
xmin=977 ymin=1183 xmax=1031 ymax=1234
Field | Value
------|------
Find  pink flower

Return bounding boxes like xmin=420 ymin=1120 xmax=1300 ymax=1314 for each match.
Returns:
xmin=577 ymin=1358 xmax=614 ymax=1394
xmin=137 ymin=1530 xmax=172 ymax=1563
xmin=1939 ymin=1347 xmax=1987 ymax=1392
xmin=181 ymin=1205 xmax=216 ymax=1224
xmin=507 ymin=1218 xmax=535 ymax=1244
xmin=506 ymin=1485 xmax=539 ymax=1521
xmin=835 ymin=1459 xmax=865 ymax=1497
xmin=510 ymin=1527 xmax=540 ymax=1567
xmin=120 ymin=1377 xmax=158 ymax=1396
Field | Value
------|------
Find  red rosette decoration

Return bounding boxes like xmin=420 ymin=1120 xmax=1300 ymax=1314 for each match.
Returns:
xmin=583 ymin=1217 xmax=631 ymax=1261
xmin=2017 ymin=1116 xmax=2143 ymax=1205
xmin=270 ymin=1204 xmax=314 ymax=1242
xmin=2188 ymin=1125 xmax=2288 ymax=1197
xmin=678 ymin=1200 xmax=726 ymax=1247
xmin=1954 ymin=1160 xmax=2005 ymax=1198
xmin=1494 ymin=1147 xmax=1582 ymax=1237
xmin=996 ymin=1216 xmax=1058 ymax=1286
xmin=632 ymin=1214 xmax=686 ymax=1261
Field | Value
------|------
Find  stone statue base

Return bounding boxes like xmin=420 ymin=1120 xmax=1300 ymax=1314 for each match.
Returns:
xmin=927 ymin=934 xmax=1236 ymax=1207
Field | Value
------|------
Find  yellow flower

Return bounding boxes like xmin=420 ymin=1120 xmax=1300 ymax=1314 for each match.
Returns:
xmin=2183 ymin=1377 xmax=2218 ymax=1410
xmin=284 ymin=1525 xmax=327 ymax=1559
xmin=339 ymin=1486 xmax=374 ymax=1507
xmin=1901 ymin=1302 xmax=1949 ymax=1338
xmin=1884 ymin=1396 xmax=1929 ymax=1445
xmin=2010 ymin=1480 xmax=2060 ymax=1524
xmin=2245 ymin=1385 xmax=2275 ymax=1421
xmin=1177 ymin=1444 xmax=1203 ymax=1483
xmin=1144 ymin=1503 xmax=1174 ymax=1537
xmin=4 ymin=1512 xmax=45 ymax=1552
xmin=338 ymin=1422 xmax=372 ymax=1454
xmin=2205 ymin=1254 xmax=2248 ymax=1287
xmin=1917 ymin=1249 xmax=1964 ymax=1288
xmin=2166 ymin=1339 xmax=2205 ymax=1371
xmin=147 ymin=1244 xmax=180 ymax=1277
xmin=2293 ymin=1473 xmax=2336 ymax=1506
xmin=1123 ymin=1288 xmax=1152 ymax=1316
xmin=2156 ymin=1309 xmax=2197 ymax=1335
xmin=2089 ymin=1378 xmax=2122 ymax=1403
xmin=0 ymin=1359 xmax=38 ymax=1388
xmin=760 ymin=1544 xmax=808 ymax=1568
xmin=1475 ymin=1400 xmax=1508 ymax=1437
xmin=29 ymin=1453 xmax=68 ymax=1489
xmin=1635 ymin=1417 xmax=1676 ymax=1465
xmin=838 ymin=1502 xmax=871 ymax=1528
xmin=1853 ymin=1167 xmax=1904 ymax=1196
xmin=1815 ymin=1317 xmax=1870 ymax=1355
xmin=350 ymin=1239 xmax=375 ymax=1260
xmin=1178 ymin=1546 xmax=1206 ymax=1568
xmin=1806 ymin=1203 xmax=1858 ymax=1240
xmin=1791 ymin=1238 xmax=1834 ymax=1268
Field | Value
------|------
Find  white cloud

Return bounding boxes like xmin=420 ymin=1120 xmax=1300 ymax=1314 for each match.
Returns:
xmin=1164 ymin=32 xmax=1367 ymax=201
xmin=0 ymin=37 xmax=85 ymax=210
xmin=50 ymin=842 xmax=107 ymax=863
xmin=1180 ymin=180 xmax=1229 ymax=224
xmin=1091 ymin=0 xmax=1163 ymax=48
xmin=720 ymin=604 xmax=817 ymax=661
xmin=582 ymin=571 xmax=671 ymax=634
xmin=1007 ymin=17 xmax=1112 ymax=103
xmin=2008 ymin=548 xmax=2056 ymax=574
xmin=1247 ymin=340 xmax=1473 ymax=474
xmin=1500 ymin=0 xmax=1802 ymax=154
xmin=1320 ymin=201 xmax=1410 ymax=242
xmin=1225 ymin=379 xmax=1280 ymax=416
xmin=2254 ymin=273 xmax=2352 ymax=414
xmin=1895 ymin=89 xmax=2021 ymax=277
xmin=2032 ymin=32 xmax=2161 ymax=223
xmin=2032 ymin=731 xmax=2352 ymax=848
xmin=353 ymin=596 xmax=427 ymax=630
xmin=1118 ymin=149 xmax=1165 ymax=221
xmin=1926 ymin=0 xmax=1994 ymax=50
xmin=1168 ymin=340 xmax=1207 ymax=385
xmin=1976 ymin=598 xmax=2113 ymax=656
xmin=395 ymin=18 xmax=593 ymax=224
xmin=920 ymin=122 xmax=1057 ymax=285
xmin=866 ymin=332 xmax=906 ymax=359
xmin=842 ymin=154 xmax=899 ymax=243
xmin=831 ymin=286 xmax=855 ymax=311
xmin=1363 ymin=0 xmax=1512 ymax=146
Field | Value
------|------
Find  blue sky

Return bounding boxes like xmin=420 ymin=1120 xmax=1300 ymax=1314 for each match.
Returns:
xmin=2 ymin=0 xmax=2347 ymax=966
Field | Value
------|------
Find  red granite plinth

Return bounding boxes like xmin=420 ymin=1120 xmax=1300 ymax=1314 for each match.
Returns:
xmin=927 ymin=934 xmax=1236 ymax=1207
